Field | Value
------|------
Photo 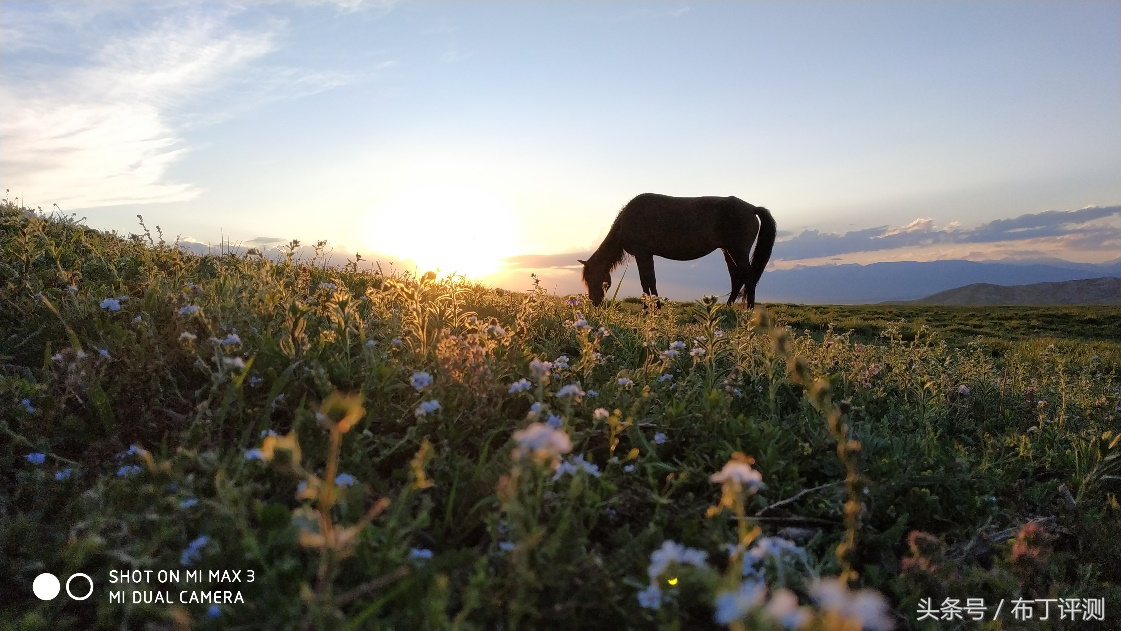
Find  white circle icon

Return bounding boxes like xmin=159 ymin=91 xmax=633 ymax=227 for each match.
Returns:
xmin=67 ymin=573 xmax=94 ymax=600
xmin=33 ymin=573 xmax=61 ymax=600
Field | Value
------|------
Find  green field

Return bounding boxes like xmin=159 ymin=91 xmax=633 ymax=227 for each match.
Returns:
xmin=3 ymin=199 xmax=1119 ymax=630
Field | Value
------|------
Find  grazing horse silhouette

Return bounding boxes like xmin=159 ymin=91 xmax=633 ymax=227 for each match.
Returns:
xmin=579 ymin=194 xmax=776 ymax=308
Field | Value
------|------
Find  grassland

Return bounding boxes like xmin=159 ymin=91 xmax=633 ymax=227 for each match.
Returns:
xmin=3 ymin=199 xmax=1119 ymax=630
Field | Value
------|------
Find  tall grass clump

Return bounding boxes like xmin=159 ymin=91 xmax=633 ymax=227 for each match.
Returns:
xmin=2 ymin=195 xmax=1118 ymax=630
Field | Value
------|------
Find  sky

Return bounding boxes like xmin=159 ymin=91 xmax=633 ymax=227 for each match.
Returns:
xmin=2 ymin=1 xmax=1119 ymax=299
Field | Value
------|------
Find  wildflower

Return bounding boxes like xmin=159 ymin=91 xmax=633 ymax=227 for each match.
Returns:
xmin=654 ymin=432 xmax=667 ymax=444
xmin=765 ymin=588 xmax=811 ymax=629
xmin=248 ymin=376 xmax=264 ymax=388
xmin=555 ymin=383 xmax=585 ymax=400
xmin=512 ymin=422 xmax=572 ymax=463
xmin=593 ymin=407 xmax=610 ymax=421
xmin=586 ymin=389 xmax=598 ymax=397
xmin=208 ymin=605 xmax=221 ymax=618
xmin=670 ymin=341 xmax=686 ymax=350
xmin=553 ymin=454 xmax=601 ymax=480
xmin=526 ymin=401 xmax=546 ymax=419
xmin=117 ymin=445 xmax=141 ymax=459
xmin=415 ymin=400 xmax=441 ymax=417
xmin=116 ymin=465 xmax=143 ymax=477
xmin=54 ymin=468 xmax=73 ymax=481
xmin=179 ymin=332 xmax=197 ymax=342
xmin=637 ymin=585 xmax=663 ymax=610
xmin=566 ymin=297 xmax=580 ymax=307
xmin=180 ymin=535 xmax=210 ymax=566
xmin=710 ymin=457 xmax=763 ymax=491
xmin=410 ymin=371 xmax=433 ymax=390
xmin=21 ymin=398 xmax=35 ymax=413
xmin=391 ymin=338 xmax=403 ymax=346
xmin=648 ymin=540 xmax=709 ymax=580
xmin=958 ymin=384 xmax=970 ymax=396
xmin=546 ymin=414 xmax=563 ymax=429
xmin=659 ymin=373 xmax=673 ymax=382
xmin=810 ymin=577 xmax=894 ymax=631
xmin=26 ymin=452 xmax=46 ymax=465
xmin=623 ymin=464 xmax=636 ymax=473
xmin=498 ymin=541 xmax=515 ymax=552
xmin=244 ymin=448 xmax=265 ymax=461
xmin=691 ymin=347 xmax=706 ymax=357
xmin=553 ymin=354 xmax=570 ymax=370
xmin=713 ymin=580 xmax=766 ymax=625
xmin=222 ymin=357 xmax=246 ymax=370
xmin=571 ymin=317 xmax=591 ymax=331
xmin=98 ymin=348 xmax=110 ymax=358
xmin=508 ymin=378 xmax=532 ymax=394
xmin=179 ymin=498 xmax=199 ymax=509
xmin=529 ymin=358 xmax=552 ymax=380
xmin=319 ymin=282 xmax=338 ymax=291
xmin=100 ymin=298 xmax=121 ymax=312
xmin=366 ymin=339 xmax=377 ymax=347
xmin=178 ymin=305 xmax=200 ymax=316
xmin=617 ymin=377 xmax=634 ymax=388
xmin=661 ymin=349 xmax=680 ymax=359
xmin=221 ymin=333 xmax=241 ymax=345
xmin=334 ymin=473 xmax=356 ymax=487
xmin=132 ymin=315 xmax=142 ymax=323
xmin=409 ymin=548 xmax=434 ymax=561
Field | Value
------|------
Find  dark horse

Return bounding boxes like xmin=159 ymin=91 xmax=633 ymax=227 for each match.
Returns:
xmin=580 ymin=193 xmax=776 ymax=308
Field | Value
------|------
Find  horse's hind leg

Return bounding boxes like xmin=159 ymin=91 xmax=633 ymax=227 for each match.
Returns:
xmin=722 ymin=250 xmax=746 ymax=306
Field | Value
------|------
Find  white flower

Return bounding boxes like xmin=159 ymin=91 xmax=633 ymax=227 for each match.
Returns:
xmin=637 ymin=585 xmax=662 ymax=610
xmin=410 ymin=371 xmax=433 ymax=390
xmin=765 ymin=589 xmax=811 ymax=630
xmin=648 ymin=540 xmax=708 ymax=580
xmin=691 ymin=347 xmax=706 ymax=357
xmin=710 ymin=459 xmax=764 ymax=491
xmin=100 ymin=298 xmax=121 ymax=311
xmin=319 ymin=282 xmax=338 ymax=291
xmin=179 ymin=305 xmax=200 ymax=316
xmin=415 ymin=400 xmax=441 ymax=417
xmin=508 ymin=378 xmax=532 ymax=394
xmin=555 ymin=383 xmax=585 ymax=400
xmin=713 ymin=580 xmax=766 ymax=625
xmin=222 ymin=357 xmax=246 ymax=370
xmin=593 ymin=408 xmax=610 ymax=421
xmin=180 ymin=332 xmax=197 ymax=342
xmin=810 ymin=578 xmax=894 ymax=631
xmin=512 ymin=422 xmax=572 ymax=461
xmin=529 ymin=358 xmax=552 ymax=379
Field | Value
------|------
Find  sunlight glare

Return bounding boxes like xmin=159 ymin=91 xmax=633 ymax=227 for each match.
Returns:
xmin=364 ymin=184 xmax=521 ymax=279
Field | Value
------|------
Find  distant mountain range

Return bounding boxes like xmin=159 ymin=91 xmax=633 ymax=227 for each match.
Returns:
xmin=759 ymin=259 xmax=1119 ymax=304
xmin=904 ymin=277 xmax=1121 ymax=306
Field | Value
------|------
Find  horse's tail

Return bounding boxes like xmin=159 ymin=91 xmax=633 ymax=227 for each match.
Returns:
xmin=750 ymin=206 xmax=776 ymax=282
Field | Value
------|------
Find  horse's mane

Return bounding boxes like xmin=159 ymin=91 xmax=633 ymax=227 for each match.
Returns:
xmin=582 ymin=211 xmax=628 ymax=284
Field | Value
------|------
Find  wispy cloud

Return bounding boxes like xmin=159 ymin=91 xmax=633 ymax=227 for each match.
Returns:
xmin=777 ymin=205 xmax=1121 ymax=261
xmin=0 ymin=3 xmax=388 ymax=210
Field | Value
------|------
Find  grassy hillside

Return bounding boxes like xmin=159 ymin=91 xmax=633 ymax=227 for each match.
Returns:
xmin=3 ymin=199 xmax=1119 ymax=630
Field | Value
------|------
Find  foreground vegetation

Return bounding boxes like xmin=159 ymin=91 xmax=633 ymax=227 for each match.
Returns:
xmin=3 ymin=198 xmax=1119 ymax=630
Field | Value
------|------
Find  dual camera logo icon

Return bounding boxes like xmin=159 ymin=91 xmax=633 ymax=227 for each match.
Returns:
xmin=33 ymin=573 xmax=93 ymax=601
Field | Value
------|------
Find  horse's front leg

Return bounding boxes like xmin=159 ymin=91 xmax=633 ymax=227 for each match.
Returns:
xmin=635 ymin=253 xmax=658 ymax=298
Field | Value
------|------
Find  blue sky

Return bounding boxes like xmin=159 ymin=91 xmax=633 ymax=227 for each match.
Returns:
xmin=2 ymin=1 xmax=1118 ymax=298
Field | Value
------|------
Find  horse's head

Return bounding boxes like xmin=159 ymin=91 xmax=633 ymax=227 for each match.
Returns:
xmin=579 ymin=259 xmax=610 ymax=307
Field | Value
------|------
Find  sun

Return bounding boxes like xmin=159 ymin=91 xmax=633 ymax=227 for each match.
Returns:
xmin=363 ymin=184 xmax=521 ymax=279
